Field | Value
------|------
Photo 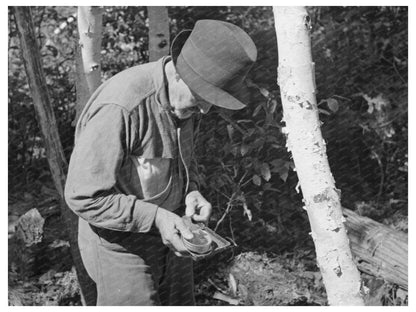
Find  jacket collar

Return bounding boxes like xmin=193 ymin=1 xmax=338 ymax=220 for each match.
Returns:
xmin=153 ymin=56 xmax=172 ymax=112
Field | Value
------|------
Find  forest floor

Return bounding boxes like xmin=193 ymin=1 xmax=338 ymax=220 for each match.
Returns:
xmin=8 ymin=186 xmax=408 ymax=306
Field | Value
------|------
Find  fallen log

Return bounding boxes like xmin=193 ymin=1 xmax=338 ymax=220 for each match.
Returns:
xmin=343 ymin=208 xmax=408 ymax=290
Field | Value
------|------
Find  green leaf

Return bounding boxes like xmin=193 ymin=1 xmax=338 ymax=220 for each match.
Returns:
xmin=236 ymin=120 xmax=253 ymax=124
xmin=252 ymin=104 xmax=262 ymax=117
xmin=226 ymin=124 xmax=234 ymax=141
xmin=252 ymin=174 xmax=262 ymax=186
xmin=327 ymin=98 xmax=339 ymax=112
xmin=270 ymin=159 xmax=290 ymax=182
xmin=268 ymin=99 xmax=277 ymax=114
xmin=280 ymin=170 xmax=289 ymax=182
xmin=260 ymin=163 xmax=271 ymax=181
xmin=259 ymin=87 xmax=270 ymax=98
xmin=318 ymin=108 xmax=331 ymax=115
xmin=240 ymin=144 xmax=250 ymax=156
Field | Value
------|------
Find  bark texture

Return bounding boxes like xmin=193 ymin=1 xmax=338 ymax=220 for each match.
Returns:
xmin=343 ymin=208 xmax=408 ymax=290
xmin=75 ymin=6 xmax=103 ymax=124
xmin=148 ymin=6 xmax=170 ymax=62
xmin=14 ymin=7 xmax=68 ymax=197
xmin=273 ymin=6 xmax=364 ymax=305
xmin=14 ymin=6 xmax=96 ymax=305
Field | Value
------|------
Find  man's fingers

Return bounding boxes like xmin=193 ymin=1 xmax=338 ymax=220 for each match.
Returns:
xmin=174 ymin=251 xmax=192 ymax=258
xmin=170 ymin=232 xmax=188 ymax=253
xmin=170 ymin=234 xmax=192 ymax=258
xmin=192 ymin=213 xmax=207 ymax=222
xmin=185 ymin=205 xmax=196 ymax=217
xmin=175 ymin=220 xmax=193 ymax=240
xmin=191 ymin=203 xmax=212 ymax=223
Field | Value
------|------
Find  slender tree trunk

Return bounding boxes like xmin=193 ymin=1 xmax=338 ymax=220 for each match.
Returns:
xmin=148 ymin=6 xmax=170 ymax=62
xmin=72 ymin=6 xmax=105 ymax=304
xmin=75 ymin=6 xmax=103 ymax=124
xmin=14 ymin=7 xmax=67 ymax=196
xmin=14 ymin=6 xmax=96 ymax=306
xmin=273 ymin=7 xmax=364 ymax=305
xmin=73 ymin=46 xmax=89 ymax=126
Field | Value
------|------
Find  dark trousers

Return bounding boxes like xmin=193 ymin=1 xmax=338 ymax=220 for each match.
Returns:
xmin=78 ymin=218 xmax=195 ymax=306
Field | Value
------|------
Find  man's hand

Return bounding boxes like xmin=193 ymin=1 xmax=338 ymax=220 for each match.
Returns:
xmin=154 ymin=208 xmax=193 ymax=257
xmin=185 ymin=191 xmax=212 ymax=224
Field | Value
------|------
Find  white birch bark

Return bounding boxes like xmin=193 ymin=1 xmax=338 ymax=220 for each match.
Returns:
xmin=273 ymin=6 xmax=365 ymax=305
xmin=148 ymin=6 xmax=170 ymax=62
xmin=75 ymin=6 xmax=102 ymax=124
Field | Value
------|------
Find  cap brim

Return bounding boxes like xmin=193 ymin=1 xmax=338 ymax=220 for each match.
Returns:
xmin=176 ymin=52 xmax=249 ymax=110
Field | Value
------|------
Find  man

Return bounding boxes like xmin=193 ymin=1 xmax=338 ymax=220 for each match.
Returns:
xmin=65 ymin=19 xmax=257 ymax=305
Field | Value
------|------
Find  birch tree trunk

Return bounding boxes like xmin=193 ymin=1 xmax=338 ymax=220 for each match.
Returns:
xmin=273 ymin=7 xmax=364 ymax=305
xmin=75 ymin=6 xmax=103 ymax=124
xmin=148 ymin=6 xmax=170 ymax=62
xmin=14 ymin=6 xmax=96 ymax=305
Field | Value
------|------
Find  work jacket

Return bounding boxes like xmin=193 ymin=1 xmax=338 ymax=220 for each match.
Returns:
xmin=65 ymin=57 xmax=199 ymax=233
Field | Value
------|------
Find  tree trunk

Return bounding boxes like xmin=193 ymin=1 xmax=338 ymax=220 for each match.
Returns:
xmin=148 ymin=6 xmax=170 ymax=62
xmin=14 ymin=7 xmax=68 ymax=197
xmin=14 ymin=6 xmax=96 ymax=306
xmin=75 ymin=6 xmax=103 ymax=125
xmin=72 ymin=5 xmax=105 ymax=304
xmin=273 ymin=7 xmax=364 ymax=305
xmin=343 ymin=208 xmax=408 ymax=290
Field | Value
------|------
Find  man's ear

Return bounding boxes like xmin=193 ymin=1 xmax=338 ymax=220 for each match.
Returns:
xmin=173 ymin=64 xmax=182 ymax=82
xmin=166 ymin=60 xmax=181 ymax=82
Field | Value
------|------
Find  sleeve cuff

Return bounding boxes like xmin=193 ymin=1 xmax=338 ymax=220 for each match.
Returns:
xmin=188 ymin=181 xmax=199 ymax=193
xmin=131 ymin=201 xmax=159 ymax=233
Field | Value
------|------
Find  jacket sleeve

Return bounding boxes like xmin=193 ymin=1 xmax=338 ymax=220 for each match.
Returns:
xmin=64 ymin=104 xmax=158 ymax=232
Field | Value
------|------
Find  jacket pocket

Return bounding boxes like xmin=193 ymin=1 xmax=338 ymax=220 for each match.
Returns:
xmin=116 ymin=156 xmax=173 ymax=204
xmin=131 ymin=156 xmax=173 ymax=204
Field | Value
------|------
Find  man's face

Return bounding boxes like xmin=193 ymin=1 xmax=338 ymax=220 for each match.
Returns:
xmin=170 ymin=78 xmax=213 ymax=120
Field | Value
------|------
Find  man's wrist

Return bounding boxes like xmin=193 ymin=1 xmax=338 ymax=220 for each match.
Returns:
xmin=188 ymin=181 xmax=199 ymax=193
xmin=154 ymin=206 xmax=163 ymax=229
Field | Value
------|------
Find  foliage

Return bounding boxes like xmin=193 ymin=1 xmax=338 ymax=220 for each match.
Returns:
xmin=8 ymin=5 xmax=407 ymax=252
xmin=309 ymin=6 xmax=408 ymax=213
xmin=100 ymin=7 xmax=149 ymax=77
xmin=8 ymin=7 xmax=77 ymax=191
